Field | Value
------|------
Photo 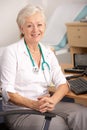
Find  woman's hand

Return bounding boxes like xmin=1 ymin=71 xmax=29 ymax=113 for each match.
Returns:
xmin=37 ymin=94 xmax=56 ymax=113
xmin=8 ymin=92 xmax=54 ymax=112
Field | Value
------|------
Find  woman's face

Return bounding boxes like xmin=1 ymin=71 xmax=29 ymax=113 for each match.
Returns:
xmin=21 ymin=12 xmax=46 ymax=44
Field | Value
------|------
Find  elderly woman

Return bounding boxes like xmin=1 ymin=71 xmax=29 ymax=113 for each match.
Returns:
xmin=0 ymin=4 xmax=87 ymax=130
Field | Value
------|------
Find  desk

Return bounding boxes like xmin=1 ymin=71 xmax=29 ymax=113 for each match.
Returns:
xmin=49 ymin=63 xmax=87 ymax=106
xmin=62 ymin=63 xmax=87 ymax=106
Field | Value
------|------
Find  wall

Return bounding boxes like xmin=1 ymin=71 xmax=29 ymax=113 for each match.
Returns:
xmin=0 ymin=0 xmax=87 ymax=47
xmin=42 ymin=0 xmax=87 ymax=46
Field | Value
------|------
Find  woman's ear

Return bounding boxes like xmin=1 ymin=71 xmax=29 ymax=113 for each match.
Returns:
xmin=19 ymin=26 xmax=24 ymax=38
xmin=20 ymin=25 xmax=24 ymax=34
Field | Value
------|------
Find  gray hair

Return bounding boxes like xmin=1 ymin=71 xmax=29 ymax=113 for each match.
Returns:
xmin=16 ymin=4 xmax=46 ymax=37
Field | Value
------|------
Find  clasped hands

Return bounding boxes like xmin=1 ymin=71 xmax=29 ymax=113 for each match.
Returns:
xmin=34 ymin=94 xmax=56 ymax=113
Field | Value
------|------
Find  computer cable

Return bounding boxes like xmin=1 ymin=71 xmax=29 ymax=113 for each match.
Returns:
xmin=66 ymin=68 xmax=87 ymax=80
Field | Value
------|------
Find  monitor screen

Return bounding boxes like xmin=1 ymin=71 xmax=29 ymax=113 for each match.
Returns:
xmin=74 ymin=53 xmax=87 ymax=68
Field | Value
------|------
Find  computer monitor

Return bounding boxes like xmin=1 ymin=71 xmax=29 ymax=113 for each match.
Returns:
xmin=74 ymin=53 xmax=87 ymax=69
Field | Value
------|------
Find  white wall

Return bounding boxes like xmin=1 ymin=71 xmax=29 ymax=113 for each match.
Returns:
xmin=0 ymin=0 xmax=27 ymax=47
xmin=0 ymin=0 xmax=87 ymax=47
xmin=42 ymin=0 xmax=87 ymax=46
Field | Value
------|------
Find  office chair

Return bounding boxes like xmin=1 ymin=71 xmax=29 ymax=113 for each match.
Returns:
xmin=0 ymin=93 xmax=73 ymax=130
xmin=0 ymin=109 xmax=56 ymax=130
xmin=0 ymin=94 xmax=72 ymax=130
xmin=0 ymin=108 xmax=72 ymax=130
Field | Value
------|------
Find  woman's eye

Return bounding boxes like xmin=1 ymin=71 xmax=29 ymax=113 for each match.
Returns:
xmin=27 ymin=25 xmax=32 ymax=28
xmin=38 ymin=24 xmax=43 ymax=27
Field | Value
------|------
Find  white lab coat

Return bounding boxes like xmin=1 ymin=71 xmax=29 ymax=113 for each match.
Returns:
xmin=0 ymin=38 xmax=66 ymax=110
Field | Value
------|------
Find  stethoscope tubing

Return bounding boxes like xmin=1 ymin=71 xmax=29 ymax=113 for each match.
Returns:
xmin=24 ymin=40 xmax=51 ymax=85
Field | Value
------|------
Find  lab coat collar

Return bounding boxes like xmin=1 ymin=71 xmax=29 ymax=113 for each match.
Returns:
xmin=18 ymin=38 xmax=29 ymax=56
xmin=18 ymin=38 xmax=43 ymax=57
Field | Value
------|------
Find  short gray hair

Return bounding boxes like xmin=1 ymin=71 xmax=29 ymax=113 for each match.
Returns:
xmin=17 ymin=4 xmax=46 ymax=36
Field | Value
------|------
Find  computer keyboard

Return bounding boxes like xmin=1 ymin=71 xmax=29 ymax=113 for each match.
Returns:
xmin=68 ymin=77 xmax=87 ymax=95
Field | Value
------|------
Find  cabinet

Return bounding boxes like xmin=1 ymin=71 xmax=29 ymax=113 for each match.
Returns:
xmin=66 ymin=22 xmax=87 ymax=106
xmin=66 ymin=22 xmax=87 ymax=63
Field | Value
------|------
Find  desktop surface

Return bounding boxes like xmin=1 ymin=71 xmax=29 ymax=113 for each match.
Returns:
xmin=61 ymin=63 xmax=87 ymax=101
xmin=58 ymin=64 xmax=87 ymax=99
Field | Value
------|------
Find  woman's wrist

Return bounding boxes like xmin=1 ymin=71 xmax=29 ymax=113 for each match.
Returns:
xmin=30 ymin=100 xmax=39 ymax=111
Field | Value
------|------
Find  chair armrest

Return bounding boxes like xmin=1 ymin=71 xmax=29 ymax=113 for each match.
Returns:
xmin=0 ymin=109 xmax=56 ymax=118
xmin=0 ymin=109 xmax=69 ymax=121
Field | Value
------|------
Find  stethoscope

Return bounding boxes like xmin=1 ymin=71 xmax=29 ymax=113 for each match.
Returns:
xmin=24 ymin=40 xmax=51 ymax=86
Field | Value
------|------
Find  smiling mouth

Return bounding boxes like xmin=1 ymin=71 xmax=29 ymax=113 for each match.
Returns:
xmin=31 ymin=33 xmax=40 ymax=37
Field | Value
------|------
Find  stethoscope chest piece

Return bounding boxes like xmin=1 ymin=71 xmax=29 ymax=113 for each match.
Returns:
xmin=33 ymin=66 xmax=39 ymax=73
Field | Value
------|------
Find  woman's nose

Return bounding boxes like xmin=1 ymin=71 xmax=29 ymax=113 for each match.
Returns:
xmin=32 ymin=25 xmax=38 ymax=32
